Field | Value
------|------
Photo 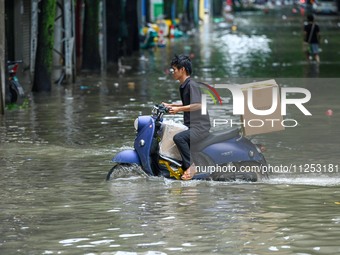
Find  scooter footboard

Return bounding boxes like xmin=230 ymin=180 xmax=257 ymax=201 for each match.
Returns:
xmin=112 ymin=149 xmax=141 ymax=165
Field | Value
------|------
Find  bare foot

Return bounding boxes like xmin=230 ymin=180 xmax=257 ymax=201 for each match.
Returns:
xmin=181 ymin=164 xmax=196 ymax=181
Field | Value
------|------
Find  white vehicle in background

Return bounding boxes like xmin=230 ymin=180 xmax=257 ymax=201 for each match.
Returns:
xmin=313 ymin=0 xmax=338 ymax=14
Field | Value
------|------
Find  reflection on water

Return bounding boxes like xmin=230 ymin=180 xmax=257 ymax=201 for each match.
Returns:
xmin=1 ymin=8 xmax=340 ymax=255
xmin=217 ymin=33 xmax=271 ymax=75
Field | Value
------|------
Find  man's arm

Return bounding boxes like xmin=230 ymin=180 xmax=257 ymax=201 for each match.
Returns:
xmin=303 ymin=25 xmax=308 ymax=42
xmin=316 ymin=25 xmax=321 ymax=43
xmin=162 ymin=102 xmax=182 ymax=107
xmin=303 ymin=31 xmax=307 ymax=42
xmin=169 ymin=103 xmax=201 ymax=114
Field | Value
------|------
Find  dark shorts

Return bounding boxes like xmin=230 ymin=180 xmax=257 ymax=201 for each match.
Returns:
xmin=309 ymin=44 xmax=319 ymax=54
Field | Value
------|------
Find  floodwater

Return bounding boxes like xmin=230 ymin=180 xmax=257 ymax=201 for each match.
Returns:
xmin=1 ymin=8 xmax=340 ymax=255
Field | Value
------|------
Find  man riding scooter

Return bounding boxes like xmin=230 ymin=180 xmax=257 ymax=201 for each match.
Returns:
xmin=163 ymin=54 xmax=211 ymax=180
xmin=107 ymin=56 xmax=267 ymax=182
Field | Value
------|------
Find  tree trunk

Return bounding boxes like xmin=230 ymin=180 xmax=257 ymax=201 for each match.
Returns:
xmin=125 ymin=0 xmax=139 ymax=55
xmin=75 ymin=0 xmax=83 ymax=72
xmin=32 ymin=0 xmax=56 ymax=92
xmin=81 ymin=0 xmax=100 ymax=70
xmin=212 ymin=0 xmax=223 ymax=17
xmin=106 ymin=0 xmax=122 ymax=63
xmin=0 ymin=0 xmax=5 ymax=114
xmin=145 ymin=0 xmax=151 ymax=23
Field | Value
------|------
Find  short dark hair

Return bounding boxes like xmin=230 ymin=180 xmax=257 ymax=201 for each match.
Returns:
xmin=170 ymin=54 xmax=192 ymax=75
xmin=307 ymin=14 xmax=314 ymax=22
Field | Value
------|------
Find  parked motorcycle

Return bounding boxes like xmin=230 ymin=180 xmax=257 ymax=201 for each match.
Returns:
xmin=106 ymin=104 xmax=268 ymax=182
xmin=6 ymin=60 xmax=25 ymax=105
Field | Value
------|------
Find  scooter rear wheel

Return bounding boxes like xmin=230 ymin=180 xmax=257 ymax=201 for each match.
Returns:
xmin=211 ymin=161 xmax=267 ymax=182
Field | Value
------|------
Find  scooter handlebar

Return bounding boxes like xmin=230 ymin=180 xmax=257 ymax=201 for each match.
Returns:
xmin=152 ymin=104 xmax=170 ymax=119
xmin=7 ymin=60 xmax=23 ymax=65
xmin=157 ymin=104 xmax=170 ymax=113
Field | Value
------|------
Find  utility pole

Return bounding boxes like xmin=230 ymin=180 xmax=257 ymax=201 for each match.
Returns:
xmin=0 ymin=0 xmax=5 ymax=115
xmin=63 ymin=0 xmax=76 ymax=82
xmin=30 ymin=0 xmax=39 ymax=78
xmin=100 ymin=0 xmax=107 ymax=73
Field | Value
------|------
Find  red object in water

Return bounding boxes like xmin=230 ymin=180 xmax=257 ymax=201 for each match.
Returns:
xmin=326 ymin=109 xmax=333 ymax=116
xmin=169 ymin=25 xmax=175 ymax=38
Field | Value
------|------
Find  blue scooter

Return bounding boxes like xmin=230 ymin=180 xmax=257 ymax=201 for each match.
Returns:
xmin=106 ymin=104 xmax=268 ymax=182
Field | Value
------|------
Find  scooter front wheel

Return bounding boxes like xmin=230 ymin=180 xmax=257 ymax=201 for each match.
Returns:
xmin=106 ymin=163 xmax=146 ymax=181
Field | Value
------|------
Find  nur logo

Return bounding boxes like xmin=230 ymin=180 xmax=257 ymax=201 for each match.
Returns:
xmin=200 ymin=83 xmax=312 ymax=117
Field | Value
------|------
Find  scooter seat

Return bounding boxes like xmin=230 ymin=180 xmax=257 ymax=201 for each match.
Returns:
xmin=193 ymin=127 xmax=240 ymax=151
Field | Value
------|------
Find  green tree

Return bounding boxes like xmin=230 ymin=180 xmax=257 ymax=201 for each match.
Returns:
xmin=82 ymin=0 xmax=101 ymax=70
xmin=32 ymin=0 xmax=56 ymax=92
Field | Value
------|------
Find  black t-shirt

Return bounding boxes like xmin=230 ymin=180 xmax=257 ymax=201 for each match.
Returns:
xmin=304 ymin=23 xmax=320 ymax=44
xmin=179 ymin=78 xmax=211 ymax=131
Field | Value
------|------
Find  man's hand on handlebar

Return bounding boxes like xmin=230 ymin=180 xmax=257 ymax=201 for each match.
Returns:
xmin=168 ymin=106 xmax=181 ymax=114
xmin=160 ymin=102 xmax=184 ymax=115
xmin=161 ymin=102 xmax=179 ymax=114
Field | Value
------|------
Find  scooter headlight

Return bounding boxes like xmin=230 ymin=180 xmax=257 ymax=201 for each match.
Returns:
xmin=134 ymin=116 xmax=152 ymax=132
xmin=134 ymin=118 xmax=139 ymax=131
